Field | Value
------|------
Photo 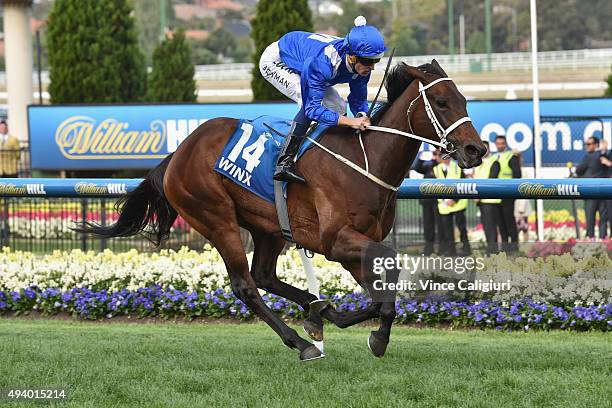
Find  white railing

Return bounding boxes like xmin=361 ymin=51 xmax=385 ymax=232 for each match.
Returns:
xmin=1 ymin=48 xmax=610 ymax=85
xmin=191 ymin=48 xmax=612 ymax=81
xmin=194 ymin=62 xmax=253 ymax=81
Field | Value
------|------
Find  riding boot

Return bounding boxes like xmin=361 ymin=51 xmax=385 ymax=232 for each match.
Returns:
xmin=273 ymin=122 xmax=307 ymax=183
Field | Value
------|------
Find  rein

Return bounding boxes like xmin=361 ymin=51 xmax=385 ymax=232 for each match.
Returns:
xmin=310 ymin=76 xmax=472 ymax=192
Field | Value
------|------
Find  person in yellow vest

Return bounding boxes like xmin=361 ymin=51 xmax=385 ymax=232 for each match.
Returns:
xmin=474 ymin=146 xmax=502 ymax=255
xmin=412 ymin=149 xmax=441 ymax=255
xmin=494 ymin=135 xmax=521 ymax=252
xmin=0 ymin=120 xmax=21 ymax=178
xmin=433 ymin=155 xmax=471 ymax=256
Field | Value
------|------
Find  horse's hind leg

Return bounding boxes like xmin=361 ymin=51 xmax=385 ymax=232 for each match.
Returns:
xmin=249 ymin=232 xmax=325 ymax=341
xmin=182 ymin=212 xmax=322 ymax=361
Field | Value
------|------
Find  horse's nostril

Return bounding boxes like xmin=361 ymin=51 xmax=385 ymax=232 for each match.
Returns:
xmin=464 ymin=143 xmax=480 ymax=158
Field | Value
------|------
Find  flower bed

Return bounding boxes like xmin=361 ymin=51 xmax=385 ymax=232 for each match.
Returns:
xmin=1 ymin=286 xmax=609 ymax=331
xmin=0 ymin=247 xmax=610 ymax=331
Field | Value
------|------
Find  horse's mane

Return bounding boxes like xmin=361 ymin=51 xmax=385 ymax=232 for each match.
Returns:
xmin=370 ymin=62 xmax=447 ymax=125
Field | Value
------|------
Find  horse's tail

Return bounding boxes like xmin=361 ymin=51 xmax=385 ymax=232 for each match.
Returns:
xmin=73 ymin=154 xmax=178 ymax=246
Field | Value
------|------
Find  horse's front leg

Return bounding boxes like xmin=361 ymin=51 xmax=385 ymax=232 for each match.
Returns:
xmin=319 ymin=226 xmax=399 ymax=357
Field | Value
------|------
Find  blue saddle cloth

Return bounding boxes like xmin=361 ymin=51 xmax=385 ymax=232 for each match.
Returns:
xmin=213 ymin=115 xmax=330 ymax=203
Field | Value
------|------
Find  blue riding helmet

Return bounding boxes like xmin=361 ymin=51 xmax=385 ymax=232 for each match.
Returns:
xmin=343 ymin=16 xmax=386 ymax=59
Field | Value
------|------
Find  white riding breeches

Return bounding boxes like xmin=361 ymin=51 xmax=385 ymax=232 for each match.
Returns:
xmin=259 ymin=41 xmax=347 ymax=116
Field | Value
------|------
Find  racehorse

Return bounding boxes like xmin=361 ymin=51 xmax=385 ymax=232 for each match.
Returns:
xmin=77 ymin=60 xmax=487 ymax=361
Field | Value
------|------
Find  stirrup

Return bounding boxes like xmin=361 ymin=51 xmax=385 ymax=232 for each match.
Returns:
xmin=273 ymin=160 xmax=305 ymax=183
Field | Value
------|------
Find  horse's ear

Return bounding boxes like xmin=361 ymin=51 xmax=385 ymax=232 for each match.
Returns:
xmin=431 ymin=59 xmax=448 ymax=77
xmin=403 ymin=63 xmax=427 ymax=82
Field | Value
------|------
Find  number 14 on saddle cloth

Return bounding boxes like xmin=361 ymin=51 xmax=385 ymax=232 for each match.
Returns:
xmin=214 ymin=115 xmax=330 ymax=203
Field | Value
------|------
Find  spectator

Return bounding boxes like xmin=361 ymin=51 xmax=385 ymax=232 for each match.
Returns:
xmin=0 ymin=120 xmax=21 ymax=178
xmin=412 ymin=150 xmax=440 ymax=255
xmin=513 ymin=151 xmax=531 ymax=242
xmin=494 ymin=135 xmax=521 ymax=252
xmin=473 ymin=145 xmax=502 ymax=255
xmin=576 ymin=136 xmax=608 ymax=239
xmin=599 ymin=139 xmax=612 ymax=237
xmin=433 ymin=155 xmax=471 ymax=256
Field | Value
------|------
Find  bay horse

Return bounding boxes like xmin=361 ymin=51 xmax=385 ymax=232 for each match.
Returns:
xmin=77 ymin=60 xmax=486 ymax=361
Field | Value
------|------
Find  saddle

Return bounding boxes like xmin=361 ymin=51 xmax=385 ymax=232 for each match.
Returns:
xmin=214 ymin=116 xmax=329 ymax=241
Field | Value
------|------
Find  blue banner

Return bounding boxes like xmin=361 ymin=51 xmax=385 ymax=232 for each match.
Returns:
xmin=28 ymin=98 xmax=612 ymax=170
xmin=3 ymin=178 xmax=612 ymax=199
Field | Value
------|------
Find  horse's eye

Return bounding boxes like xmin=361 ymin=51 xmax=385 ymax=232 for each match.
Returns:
xmin=435 ymin=99 xmax=448 ymax=109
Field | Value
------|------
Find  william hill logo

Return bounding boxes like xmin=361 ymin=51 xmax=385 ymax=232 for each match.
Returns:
xmin=55 ymin=116 xmax=166 ymax=159
xmin=0 ymin=183 xmax=26 ymax=195
xmin=0 ymin=183 xmax=47 ymax=195
xmin=74 ymin=182 xmax=127 ymax=195
xmin=518 ymin=183 xmax=580 ymax=197
xmin=419 ymin=182 xmax=479 ymax=196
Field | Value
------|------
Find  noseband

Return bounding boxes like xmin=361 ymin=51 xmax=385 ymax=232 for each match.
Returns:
xmin=407 ymin=77 xmax=472 ymax=157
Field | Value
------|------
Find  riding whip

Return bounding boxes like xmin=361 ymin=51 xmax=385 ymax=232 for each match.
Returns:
xmin=366 ymin=47 xmax=395 ymax=118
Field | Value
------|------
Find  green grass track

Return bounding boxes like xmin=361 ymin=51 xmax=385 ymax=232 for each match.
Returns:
xmin=0 ymin=319 xmax=610 ymax=407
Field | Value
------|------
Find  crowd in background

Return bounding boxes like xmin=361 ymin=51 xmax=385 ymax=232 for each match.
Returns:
xmin=575 ymin=135 xmax=612 ymax=239
xmin=412 ymin=135 xmax=526 ymax=256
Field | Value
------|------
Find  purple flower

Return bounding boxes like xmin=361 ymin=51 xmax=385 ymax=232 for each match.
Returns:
xmin=24 ymin=288 xmax=36 ymax=299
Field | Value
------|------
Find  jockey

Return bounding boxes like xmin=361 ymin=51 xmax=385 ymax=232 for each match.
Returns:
xmin=259 ymin=16 xmax=386 ymax=183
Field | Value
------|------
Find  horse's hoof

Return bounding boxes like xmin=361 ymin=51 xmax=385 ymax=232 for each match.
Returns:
xmin=309 ymin=299 xmax=333 ymax=314
xmin=367 ymin=331 xmax=389 ymax=358
xmin=300 ymin=345 xmax=325 ymax=362
xmin=303 ymin=319 xmax=324 ymax=342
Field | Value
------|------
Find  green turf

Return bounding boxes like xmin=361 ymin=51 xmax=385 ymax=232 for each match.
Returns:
xmin=0 ymin=319 xmax=609 ymax=407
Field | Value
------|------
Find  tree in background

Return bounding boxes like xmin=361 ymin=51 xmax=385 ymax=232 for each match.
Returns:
xmin=188 ymin=40 xmax=219 ymax=65
xmin=204 ymin=28 xmax=237 ymax=59
xmin=388 ymin=0 xmax=421 ymax=56
xmin=46 ymin=0 xmax=146 ymax=103
xmin=230 ymin=37 xmax=254 ymax=63
xmin=390 ymin=24 xmax=421 ymax=56
xmin=250 ymin=0 xmax=313 ymax=101
xmin=133 ymin=0 xmax=176 ymax=64
xmin=147 ymin=30 xmax=197 ymax=103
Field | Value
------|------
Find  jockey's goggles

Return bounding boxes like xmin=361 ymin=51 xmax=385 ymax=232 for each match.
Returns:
xmin=355 ymin=56 xmax=381 ymax=66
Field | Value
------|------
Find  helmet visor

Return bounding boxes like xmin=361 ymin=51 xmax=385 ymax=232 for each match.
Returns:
xmin=356 ymin=56 xmax=381 ymax=66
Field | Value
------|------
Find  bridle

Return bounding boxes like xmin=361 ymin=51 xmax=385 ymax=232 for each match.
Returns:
xmin=307 ymin=74 xmax=474 ymax=191
xmin=406 ymin=77 xmax=472 ymax=157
